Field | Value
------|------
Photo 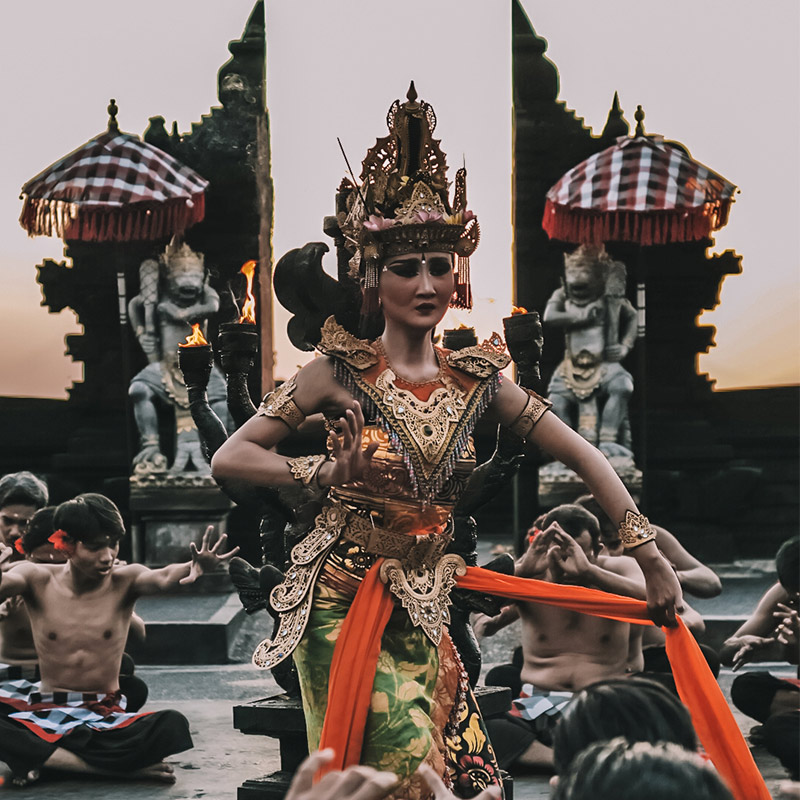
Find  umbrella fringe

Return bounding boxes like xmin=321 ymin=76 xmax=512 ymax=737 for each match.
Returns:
xmin=542 ymin=199 xmax=733 ymax=246
xmin=19 ymin=194 xmax=206 ymax=242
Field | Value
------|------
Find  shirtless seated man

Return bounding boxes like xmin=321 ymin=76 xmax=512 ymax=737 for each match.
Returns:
xmin=0 ymin=506 xmax=149 ymax=711
xmin=720 ymin=536 xmax=799 ymax=779
xmin=0 ymin=493 xmax=238 ymax=787
xmin=479 ymin=504 xmax=645 ymax=765
xmin=575 ymin=494 xmax=720 ymax=680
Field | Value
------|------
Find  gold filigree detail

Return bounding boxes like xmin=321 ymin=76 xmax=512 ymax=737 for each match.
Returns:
xmin=506 ymin=389 xmax=552 ymax=442
xmin=257 ymin=374 xmax=306 ymax=430
xmin=289 ymin=504 xmax=348 ymax=565
xmin=287 ymin=454 xmax=327 ymax=487
xmin=379 ymin=554 xmax=467 ymax=645
xmin=446 ymin=333 xmax=510 ymax=378
xmin=253 ymin=596 xmax=314 ymax=670
xmin=316 ymin=316 xmax=379 ymax=370
xmin=375 ymin=368 xmax=466 ymax=474
xmin=393 ymin=181 xmax=448 ymax=225
xmin=618 ymin=510 xmax=657 ymax=549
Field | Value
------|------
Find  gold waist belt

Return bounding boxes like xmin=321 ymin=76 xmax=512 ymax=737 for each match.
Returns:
xmin=340 ymin=508 xmax=453 ymax=570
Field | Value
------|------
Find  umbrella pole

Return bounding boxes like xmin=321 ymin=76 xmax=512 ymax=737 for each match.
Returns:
xmin=114 ymin=249 xmax=139 ymax=561
xmin=635 ymin=248 xmax=647 ymax=511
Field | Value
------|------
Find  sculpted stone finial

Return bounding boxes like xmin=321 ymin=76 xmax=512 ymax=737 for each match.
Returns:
xmin=107 ymin=98 xmax=119 ymax=132
xmin=634 ymin=104 xmax=646 ymax=137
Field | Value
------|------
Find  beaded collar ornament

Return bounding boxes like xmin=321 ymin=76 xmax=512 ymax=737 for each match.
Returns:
xmin=337 ymin=82 xmax=480 ymax=316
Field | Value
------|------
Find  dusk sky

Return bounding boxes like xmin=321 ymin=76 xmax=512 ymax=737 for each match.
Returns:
xmin=1 ymin=1 xmax=797 ymax=397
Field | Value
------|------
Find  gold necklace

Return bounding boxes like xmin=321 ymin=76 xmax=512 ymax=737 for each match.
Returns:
xmin=374 ymin=338 xmax=445 ymax=386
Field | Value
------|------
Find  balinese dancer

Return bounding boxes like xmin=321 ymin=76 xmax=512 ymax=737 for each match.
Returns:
xmin=212 ymin=85 xmax=681 ymax=798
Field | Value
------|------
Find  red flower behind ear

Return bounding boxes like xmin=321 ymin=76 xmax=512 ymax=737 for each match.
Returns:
xmin=14 ymin=539 xmax=26 ymax=555
xmin=48 ymin=529 xmax=75 ymax=555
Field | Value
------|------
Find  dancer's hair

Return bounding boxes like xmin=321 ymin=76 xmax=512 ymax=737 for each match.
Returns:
xmin=53 ymin=494 xmax=125 ymax=544
xmin=552 ymin=677 xmax=697 ymax=774
xmin=0 ymin=471 xmax=48 ymax=510
xmin=552 ymin=738 xmax=733 ymax=800
xmin=542 ymin=503 xmax=602 ymax=554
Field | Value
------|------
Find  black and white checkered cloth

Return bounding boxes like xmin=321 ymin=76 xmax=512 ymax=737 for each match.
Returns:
xmin=542 ymin=135 xmax=736 ymax=246
xmin=20 ymin=130 xmax=208 ymax=241
xmin=0 ymin=667 xmax=148 ymax=742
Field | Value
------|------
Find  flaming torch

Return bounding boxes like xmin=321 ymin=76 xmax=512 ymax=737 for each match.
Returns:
xmin=218 ymin=260 xmax=260 ymax=427
xmin=502 ymin=305 xmax=544 ymax=395
xmin=237 ymin=260 xmax=257 ymax=324
xmin=177 ymin=323 xmax=227 ymax=459
xmin=442 ymin=325 xmax=478 ymax=352
xmin=179 ymin=323 xmax=210 ymax=348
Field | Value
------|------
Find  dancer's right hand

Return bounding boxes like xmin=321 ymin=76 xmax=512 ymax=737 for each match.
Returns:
xmin=285 ymin=749 xmax=397 ymax=800
xmin=318 ymin=401 xmax=379 ymax=488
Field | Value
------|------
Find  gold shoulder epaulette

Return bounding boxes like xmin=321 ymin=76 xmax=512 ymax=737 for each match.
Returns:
xmin=446 ymin=332 xmax=511 ymax=378
xmin=316 ymin=316 xmax=379 ymax=370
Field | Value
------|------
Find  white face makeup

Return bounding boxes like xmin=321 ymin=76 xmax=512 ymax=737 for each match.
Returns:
xmin=378 ymin=251 xmax=454 ymax=331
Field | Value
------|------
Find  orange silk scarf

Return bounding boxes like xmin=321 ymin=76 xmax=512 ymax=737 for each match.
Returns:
xmin=318 ymin=564 xmax=770 ymax=800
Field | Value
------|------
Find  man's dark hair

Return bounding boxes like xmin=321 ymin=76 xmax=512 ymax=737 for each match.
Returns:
xmin=20 ymin=506 xmax=57 ymax=554
xmin=776 ymin=536 xmax=799 ymax=594
xmin=552 ymin=738 xmax=733 ymax=800
xmin=552 ymin=677 xmax=698 ymax=775
xmin=53 ymin=494 xmax=125 ymax=544
xmin=0 ymin=472 xmax=48 ymax=511
xmin=542 ymin=503 xmax=601 ymax=553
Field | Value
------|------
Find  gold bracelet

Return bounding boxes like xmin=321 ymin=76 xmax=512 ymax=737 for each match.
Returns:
xmin=287 ymin=455 xmax=327 ymax=489
xmin=257 ymin=374 xmax=306 ymax=431
xmin=506 ymin=389 xmax=552 ymax=442
xmin=618 ymin=510 xmax=657 ymax=549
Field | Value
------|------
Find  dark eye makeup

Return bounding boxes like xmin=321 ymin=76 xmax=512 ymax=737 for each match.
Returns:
xmin=384 ymin=256 xmax=452 ymax=278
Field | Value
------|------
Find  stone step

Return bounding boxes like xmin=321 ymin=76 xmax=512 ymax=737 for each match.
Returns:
xmin=127 ymin=591 xmax=263 ymax=665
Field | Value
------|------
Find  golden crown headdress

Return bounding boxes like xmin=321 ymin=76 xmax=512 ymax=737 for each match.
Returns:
xmin=336 ymin=82 xmax=480 ymax=315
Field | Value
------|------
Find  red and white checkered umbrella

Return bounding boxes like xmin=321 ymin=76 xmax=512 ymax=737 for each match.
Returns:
xmin=542 ymin=132 xmax=736 ymax=246
xmin=19 ymin=102 xmax=208 ymax=243
xmin=540 ymin=109 xmax=737 ymax=505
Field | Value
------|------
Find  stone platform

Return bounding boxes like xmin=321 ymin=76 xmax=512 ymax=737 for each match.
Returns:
xmin=127 ymin=591 xmax=265 ymax=665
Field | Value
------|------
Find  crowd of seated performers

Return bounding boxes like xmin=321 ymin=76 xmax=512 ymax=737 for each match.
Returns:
xmin=1 ymin=468 xmax=796 ymax=798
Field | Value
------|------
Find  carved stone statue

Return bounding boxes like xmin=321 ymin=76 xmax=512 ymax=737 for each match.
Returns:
xmin=543 ymin=244 xmax=637 ymax=461
xmin=128 ymin=239 xmax=228 ymax=476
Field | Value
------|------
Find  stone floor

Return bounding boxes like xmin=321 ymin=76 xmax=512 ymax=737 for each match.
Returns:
xmin=0 ymin=662 xmax=794 ymax=799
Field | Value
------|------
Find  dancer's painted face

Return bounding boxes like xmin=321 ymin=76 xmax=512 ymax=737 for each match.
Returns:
xmin=378 ymin=252 xmax=454 ymax=331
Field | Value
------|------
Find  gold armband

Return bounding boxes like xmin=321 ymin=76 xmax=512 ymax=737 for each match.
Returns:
xmin=618 ymin=510 xmax=657 ymax=549
xmin=506 ymin=389 xmax=552 ymax=441
xmin=257 ymin=374 xmax=305 ymax=431
xmin=287 ymin=454 xmax=327 ymax=489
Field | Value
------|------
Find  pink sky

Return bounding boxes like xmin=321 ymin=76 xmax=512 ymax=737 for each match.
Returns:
xmin=1 ymin=1 xmax=797 ymax=398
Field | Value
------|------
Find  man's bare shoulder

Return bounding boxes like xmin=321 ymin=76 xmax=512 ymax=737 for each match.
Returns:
xmin=7 ymin=561 xmax=53 ymax=582
xmin=599 ymin=554 xmax=643 ymax=579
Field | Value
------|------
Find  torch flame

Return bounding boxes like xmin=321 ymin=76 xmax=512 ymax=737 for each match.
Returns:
xmin=511 ymin=305 xmax=528 ymax=315
xmin=179 ymin=323 xmax=209 ymax=347
xmin=238 ymin=260 xmax=257 ymax=324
